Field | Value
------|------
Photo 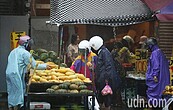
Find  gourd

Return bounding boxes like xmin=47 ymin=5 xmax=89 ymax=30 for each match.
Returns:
xmin=69 ymin=84 xmax=78 ymax=90
xmin=78 ymin=85 xmax=87 ymax=90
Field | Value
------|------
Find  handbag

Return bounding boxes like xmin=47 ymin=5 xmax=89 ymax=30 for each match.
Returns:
xmin=101 ymin=81 xmax=113 ymax=96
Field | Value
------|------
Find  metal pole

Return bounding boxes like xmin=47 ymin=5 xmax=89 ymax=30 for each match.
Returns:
xmin=84 ymin=48 xmax=87 ymax=77
xmin=59 ymin=25 xmax=64 ymax=68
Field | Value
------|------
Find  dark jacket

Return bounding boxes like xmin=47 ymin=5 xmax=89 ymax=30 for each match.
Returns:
xmin=95 ymin=46 xmax=121 ymax=92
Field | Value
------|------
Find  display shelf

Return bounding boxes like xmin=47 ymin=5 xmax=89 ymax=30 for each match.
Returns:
xmin=25 ymin=92 xmax=95 ymax=110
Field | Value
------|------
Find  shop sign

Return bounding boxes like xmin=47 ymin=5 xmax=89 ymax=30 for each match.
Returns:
xmin=135 ymin=49 xmax=148 ymax=73
xmin=11 ymin=31 xmax=26 ymax=49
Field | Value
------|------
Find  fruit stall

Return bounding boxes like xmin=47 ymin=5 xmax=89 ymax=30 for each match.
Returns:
xmin=24 ymin=48 xmax=95 ymax=109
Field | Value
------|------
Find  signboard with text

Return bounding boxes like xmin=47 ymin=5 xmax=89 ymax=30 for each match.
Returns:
xmin=11 ymin=31 xmax=26 ymax=49
xmin=135 ymin=49 xmax=148 ymax=73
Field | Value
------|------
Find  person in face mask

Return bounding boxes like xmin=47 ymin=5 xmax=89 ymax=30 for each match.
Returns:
xmin=144 ymin=37 xmax=170 ymax=109
xmin=6 ymin=35 xmax=50 ymax=110
xmin=70 ymin=40 xmax=97 ymax=80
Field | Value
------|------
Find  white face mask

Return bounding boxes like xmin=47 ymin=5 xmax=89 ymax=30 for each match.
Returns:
xmin=22 ymin=39 xmax=34 ymax=49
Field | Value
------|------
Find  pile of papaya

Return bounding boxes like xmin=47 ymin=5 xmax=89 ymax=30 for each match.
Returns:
xmin=31 ymin=48 xmax=67 ymax=67
xmin=163 ymin=85 xmax=173 ymax=95
xmin=46 ymin=81 xmax=93 ymax=94
xmin=31 ymin=67 xmax=92 ymax=84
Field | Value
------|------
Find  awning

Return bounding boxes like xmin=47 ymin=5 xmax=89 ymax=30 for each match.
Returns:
xmin=50 ymin=0 xmax=154 ymax=26
xmin=142 ymin=0 xmax=173 ymax=21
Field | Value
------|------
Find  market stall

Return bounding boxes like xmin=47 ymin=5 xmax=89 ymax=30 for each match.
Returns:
xmin=26 ymin=0 xmax=156 ymax=109
xmin=25 ymin=63 xmax=95 ymax=109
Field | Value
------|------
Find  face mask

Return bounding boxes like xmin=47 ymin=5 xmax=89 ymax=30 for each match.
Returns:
xmin=79 ymin=48 xmax=89 ymax=56
xmin=23 ymin=39 xmax=34 ymax=49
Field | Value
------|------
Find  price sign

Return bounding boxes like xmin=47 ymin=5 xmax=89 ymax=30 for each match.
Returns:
xmin=135 ymin=49 xmax=148 ymax=73
xmin=135 ymin=49 xmax=148 ymax=60
xmin=136 ymin=60 xmax=147 ymax=73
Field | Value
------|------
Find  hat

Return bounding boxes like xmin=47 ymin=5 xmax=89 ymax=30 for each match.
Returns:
xmin=139 ymin=36 xmax=148 ymax=44
xmin=123 ymin=35 xmax=134 ymax=44
xmin=18 ymin=35 xmax=31 ymax=45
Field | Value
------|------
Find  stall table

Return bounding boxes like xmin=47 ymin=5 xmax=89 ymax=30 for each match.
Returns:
xmin=26 ymin=92 xmax=95 ymax=110
xmin=124 ymin=74 xmax=146 ymax=105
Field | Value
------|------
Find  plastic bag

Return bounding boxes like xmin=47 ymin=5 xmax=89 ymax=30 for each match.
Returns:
xmin=101 ymin=82 xmax=113 ymax=96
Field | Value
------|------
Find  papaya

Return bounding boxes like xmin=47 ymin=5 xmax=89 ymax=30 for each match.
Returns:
xmin=57 ymin=68 xmax=68 ymax=73
xmin=65 ymin=72 xmax=75 ymax=76
xmin=76 ymin=74 xmax=86 ymax=80
xmin=40 ymin=78 xmax=48 ymax=83
xmin=83 ymin=78 xmax=92 ymax=83
xmin=40 ymin=53 xmax=48 ymax=61
xmin=32 ymin=75 xmax=41 ymax=81
xmin=31 ymin=79 xmax=36 ymax=83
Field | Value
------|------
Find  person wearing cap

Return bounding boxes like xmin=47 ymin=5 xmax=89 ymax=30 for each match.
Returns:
xmin=138 ymin=35 xmax=148 ymax=49
xmin=70 ymin=40 xmax=97 ymax=80
xmin=6 ymin=35 xmax=50 ymax=110
xmin=122 ymin=35 xmax=134 ymax=52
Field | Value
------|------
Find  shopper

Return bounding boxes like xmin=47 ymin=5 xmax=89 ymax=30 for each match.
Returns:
xmin=70 ymin=40 xmax=97 ymax=81
xmin=145 ymin=37 xmax=170 ymax=109
xmin=120 ymin=36 xmax=136 ymax=64
xmin=67 ymin=34 xmax=80 ymax=67
xmin=6 ymin=35 xmax=50 ymax=110
xmin=89 ymin=36 xmax=121 ymax=110
xmin=122 ymin=35 xmax=134 ymax=52
xmin=138 ymin=35 xmax=148 ymax=49
xmin=111 ymin=41 xmax=125 ymax=107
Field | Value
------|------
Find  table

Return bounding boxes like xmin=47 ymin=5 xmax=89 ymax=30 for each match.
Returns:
xmin=25 ymin=92 xmax=95 ymax=110
xmin=124 ymin=75 xmax=146 ymax=104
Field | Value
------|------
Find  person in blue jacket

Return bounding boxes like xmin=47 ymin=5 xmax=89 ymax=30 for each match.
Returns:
xmin=145 ymin=37 xmax=170 ymax=109
xmin=6 ymin=35 xmax=50 ymax=110
xmin=89 ymin=36 xmax=121 ymax=110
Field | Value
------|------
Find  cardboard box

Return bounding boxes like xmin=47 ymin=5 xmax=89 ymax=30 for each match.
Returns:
xmin=30 ymin=102 xmax=51 ymax=110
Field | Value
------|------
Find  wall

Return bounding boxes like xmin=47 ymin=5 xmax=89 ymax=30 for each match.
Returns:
xmin=0 ymin=16 xmax=29 ymax=92
xmin=31 ymin=17 xmax=59 ymax=52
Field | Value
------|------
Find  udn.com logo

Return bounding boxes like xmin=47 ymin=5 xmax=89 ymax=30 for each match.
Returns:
xmin=127 ymin=95 xmax=167 ymax=108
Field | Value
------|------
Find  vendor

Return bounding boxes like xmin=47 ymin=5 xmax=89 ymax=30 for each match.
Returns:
xmin=70 ymin=40 xmax=97 ymax=80
xmin=6 ymin=35 xmax=50 ymax=110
